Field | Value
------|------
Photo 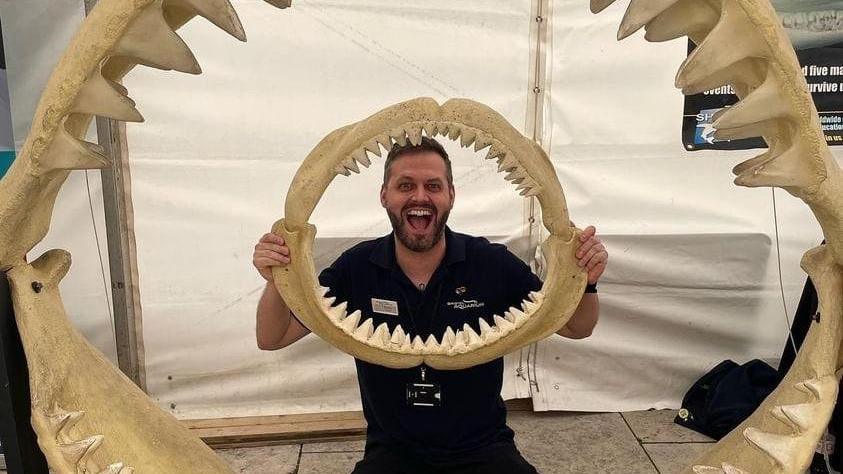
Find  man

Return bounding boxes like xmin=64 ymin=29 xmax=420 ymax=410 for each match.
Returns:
xmin=253 ymin=137 xmax=608 ymax=473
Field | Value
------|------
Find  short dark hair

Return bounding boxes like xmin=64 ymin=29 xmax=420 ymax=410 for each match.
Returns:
xmin=382 ymin=136 xmax=453 ymax=186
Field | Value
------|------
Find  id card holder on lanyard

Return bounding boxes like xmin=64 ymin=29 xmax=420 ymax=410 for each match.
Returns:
xmin=406 ymin=365 xmax=442 ymax=407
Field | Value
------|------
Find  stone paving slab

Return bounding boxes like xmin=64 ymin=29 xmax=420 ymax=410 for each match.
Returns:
xmin=510 ymin=411 xmax=657 ymax=474
xmin=298 ymin=451 xmax=364 ymax=474
xmin=622 ymin=409 xmax=714 ymax=443
xmin=215 ymin=444 xmax=300 ymax=474
xmin=644 ymin=442 xmax=713 ymax=474
xmin=302 ymin=439 xmax=366 ymax=453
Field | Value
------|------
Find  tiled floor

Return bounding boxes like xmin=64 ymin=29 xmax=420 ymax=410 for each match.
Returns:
xmin=214 ymin=409 xmax=715 ymax=474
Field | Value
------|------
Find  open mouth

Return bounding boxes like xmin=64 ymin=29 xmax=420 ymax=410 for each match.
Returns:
xmin=272 ymin=97 xmax=587 ymax=370
xmin=405 ymin=207 xmax=435 ymax=233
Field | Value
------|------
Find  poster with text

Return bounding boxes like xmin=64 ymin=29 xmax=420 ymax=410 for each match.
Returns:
xmin=683 ymin=1 xmax=843 ymax=151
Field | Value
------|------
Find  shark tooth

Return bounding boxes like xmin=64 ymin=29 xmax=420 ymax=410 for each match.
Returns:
xmin=441 ymin=326 xmax=457 ymax=349
xmin=399 ymin=334 xmax=413 ymax=353
xmin=98 ymin=463 xmax=128 ymax=474
xmin=375 ymin=133 xmax=392 ymax=150
xmin=507 ymin=307 xmax=529 ymax=327
xmin=460 ymin=128 xmax=477 ymax=148
xmin=644 ymin=0 xmax=719 ymax=43
xmin=486 ymin=143 xmax=506 ymax=160
xmin=473 ymin=132 xmax=493 ymax=152
xmin=590 ymin=0 xmax=619 ymax=14
xmin=353 ymin=318 xmax=375 ymax=341
xmin=522 ymin=300 xmax=540 ymax=315
xmin=493 ymin=315 xmax=515 ymax=334
xmin=48 ymin=408 xmax=84 ymax=433
xmin=448 ymin=125 xmax=462 ymax=141
xmin=390 ymin=325 xmax=406 ymax=345
xmin=320 ymin=295 xmax=337 ymax=310
xmin=327 ymin=301 xmax=347 ymax=323
xmin=424 ymin=334 xmax=440 ymax=353
xmin=742 ymin=428 xmax=794 ymax=469
xmin=389 ymin=128 xmax=408 ymax=147
xmin=342 ymin=157 xmax=360 ymax=174
xmin=59 ymin=435 xmax=103 ymax=465
xmin=794 ymin=378 xmax=823 ymax=401
xmin=363 ymin=138 xmax=382 ymax=157
xmin=406 ymin=126 xmax=423 ymax=146
xmin=114 ymin=1 xmax=201 ymax=74
xmin=176 ymin=0 xmax=246 ymax=41
xmin=340 ymin=310 xmax=362 ymax=334
xmin=734 ymin=141 xmax=822 ymax=189
xmin=617 ymin=0 xmax=682 ymax=40
xmin=675 ymin=2 xmax=768 ymax=90
xmin=462 ymin=323 xmax=482 ymax=348
xmin=412 ymin=335 xmax=425 ymax=353
xmin=351 ymin=149 xmax=371 ymax=168
xmin=41 ymin=121 xmax=109 ymax=172
xmin=73 ymin=69 xmax=144 ymax=122
xmin=770 ymin=403 xmax=813 ymax=432
xmin=713 ymin=72 xmax=790 ymax=131
xmin=371 ymin=323 xmax=391 ymax=347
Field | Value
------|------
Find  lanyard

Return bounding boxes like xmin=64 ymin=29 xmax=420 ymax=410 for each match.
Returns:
xmin=398 ymin=273 xmax=445 ymax=339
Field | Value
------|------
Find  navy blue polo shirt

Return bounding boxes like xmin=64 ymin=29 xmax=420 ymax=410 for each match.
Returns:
xmin=318 ymin=228 xmax=541 ymax=460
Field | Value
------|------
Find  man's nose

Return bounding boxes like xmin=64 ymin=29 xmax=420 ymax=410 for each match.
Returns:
xmin=411 ymin=186 xmax=429 ymax=202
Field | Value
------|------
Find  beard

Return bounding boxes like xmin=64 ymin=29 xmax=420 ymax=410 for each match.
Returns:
xmin=387 ymin=204 xmax=450 ymax=252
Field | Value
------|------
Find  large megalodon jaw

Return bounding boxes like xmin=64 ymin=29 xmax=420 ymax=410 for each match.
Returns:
xmin=594 ymin=1 xmax=843 ymax=473
xmin=274 ymin=97 xmax=586 ymax=370
xmin=0 ymin=0 xmax=287 ymax=471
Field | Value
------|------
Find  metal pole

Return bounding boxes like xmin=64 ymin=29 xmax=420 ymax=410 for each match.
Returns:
xmin=84 ymin=0 xmax=147 ymax=391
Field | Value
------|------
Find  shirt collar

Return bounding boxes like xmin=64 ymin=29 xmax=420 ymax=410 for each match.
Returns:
xmin=370 ymin=227 xmax=466 ymax=270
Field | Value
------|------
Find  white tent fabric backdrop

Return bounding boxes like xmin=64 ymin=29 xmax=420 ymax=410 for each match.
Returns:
xmin=1 ymin=0 xmax=832 ymax=419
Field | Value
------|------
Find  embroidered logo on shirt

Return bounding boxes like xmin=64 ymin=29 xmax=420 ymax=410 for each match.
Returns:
xmin=371 ymin=298 xmax=399 ymax=316
xmin=455 ymin=286 xmax=467 ymax=295
xmin=446 ymin=299 xmax=485 ymax=310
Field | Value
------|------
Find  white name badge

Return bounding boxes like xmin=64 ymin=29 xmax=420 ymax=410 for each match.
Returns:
xmin=371 ymin=298 xmax=399 ymax=316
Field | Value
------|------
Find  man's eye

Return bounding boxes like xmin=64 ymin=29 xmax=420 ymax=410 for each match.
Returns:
xmin=427 ymin=184 xmax=441 ymax=191
xmin=398 ymin=183 xmax=412 ymax=191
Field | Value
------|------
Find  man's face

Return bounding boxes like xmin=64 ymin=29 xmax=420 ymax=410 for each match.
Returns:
xmin=380 ymin=151 xmax=455 ymax=252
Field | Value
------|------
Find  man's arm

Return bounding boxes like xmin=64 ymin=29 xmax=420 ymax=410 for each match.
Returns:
xmin=557 ymin=225 xmax=607 ymax=339
xmin=557 ymin=293 xmax=598 ymax=339
xmin=256 ymin=281 xmax=310 ymax=350
xmin=253 ymin=232 xmax=311 ymax=350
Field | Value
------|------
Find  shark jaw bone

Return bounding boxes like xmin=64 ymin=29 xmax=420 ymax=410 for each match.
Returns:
xmin=272 ymin=98 xmax=587 ymax=370
xmin=594 ymin=1 xmax=843 ymax=474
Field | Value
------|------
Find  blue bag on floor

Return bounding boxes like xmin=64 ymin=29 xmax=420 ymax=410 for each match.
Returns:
xmin=674 ymin=359 xmax=779 ymax=440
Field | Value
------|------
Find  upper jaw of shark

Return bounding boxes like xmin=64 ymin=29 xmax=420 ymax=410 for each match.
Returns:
xmin=591 ymin=1 xmax=843 ymax=474
xmin=273 ymin=97 xmax=587 ymax=370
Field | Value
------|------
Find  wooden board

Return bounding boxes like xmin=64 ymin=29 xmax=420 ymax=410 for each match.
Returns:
xmin=187 ymin=398 xmax=534 ymax=448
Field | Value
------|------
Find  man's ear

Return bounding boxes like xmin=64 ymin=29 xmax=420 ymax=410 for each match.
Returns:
xmin=449 ymin=185 xmax=455 ymax=208
xmin=380 ymin=184 xmax=387 ymax=208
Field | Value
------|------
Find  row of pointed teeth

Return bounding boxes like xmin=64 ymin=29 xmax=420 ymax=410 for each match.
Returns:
xmin=318 ymin=286 xmax=544 ymax=355
xmin=333 ymin=122 xmax=541 ymax=196
xmin=39 ymin=0 xmax=252 ymax=174
xmin=599 ymin=0 xmax=826 ymax=191
xmin=782 ymin=10 xmax=843 ymax=32
xmin=47 ymin=404 xmax=134 ymax=472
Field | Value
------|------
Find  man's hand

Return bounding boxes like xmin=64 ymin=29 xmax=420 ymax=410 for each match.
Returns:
xmin=253 ymin=233 xmax=290 ymax=282
xmin=576 ymin=226 xmax=608 ymax=285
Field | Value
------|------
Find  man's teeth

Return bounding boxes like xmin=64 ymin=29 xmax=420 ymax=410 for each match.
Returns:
xmin=407 ymin=209 xmax=432 ymax=217
xmin=317 ymin=287 xmax=545 ymax=355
